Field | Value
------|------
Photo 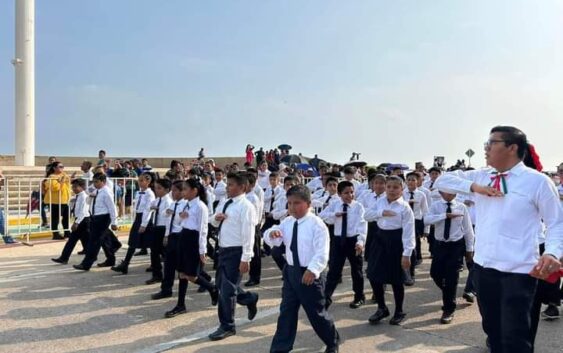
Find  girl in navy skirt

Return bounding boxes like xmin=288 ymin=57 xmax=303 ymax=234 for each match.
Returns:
xmin=364 ymin=176 xmax=415 ymax=325
xmin=165 ymin=179 xmax=218 ymax=318
xmin=112 ymin=172 xmax=155 ymax=274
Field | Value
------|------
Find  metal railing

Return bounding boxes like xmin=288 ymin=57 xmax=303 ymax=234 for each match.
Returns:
xmin=0 ymin=175 xmax=139 ymax=244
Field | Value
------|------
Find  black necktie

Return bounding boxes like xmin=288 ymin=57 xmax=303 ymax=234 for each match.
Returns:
xmin=217 ymin=199 xmax=234 ymax=235
xmin=270 ymin=189 xmax=275 ymax=211
xmin=91 ymin=190 xmax=98 ymax=216
xmin=341 ymin=203 xmax=348 ymax=247
xmin=324 ymin=195 xmax=332 ymax=209
xmin=72 ymin=194 xmax=79 ymax=216
xmin=430 ymin=181 xmax=434 ymax=189
xmin=154 ymin=198 xmax=162 ymax=225
xmin=137 ymin=192 xmax=145 ymax=212
xmin=409 ymin=192 xmax=415 ymax=210
xmin=169 ymin=201 xmax=179 ymax=230
xmin=290 ymin=220 xmax=300 ymax=267
xmin=444 ymin=202 xmax=452 ymax=240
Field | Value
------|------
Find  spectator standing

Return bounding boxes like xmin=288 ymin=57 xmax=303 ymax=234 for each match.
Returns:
xmin=43 ymin=161 xmax=71 ymax=240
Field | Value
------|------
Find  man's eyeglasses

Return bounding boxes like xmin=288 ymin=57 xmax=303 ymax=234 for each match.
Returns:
xmin=484 ymin=139 xmax=506 ymax=148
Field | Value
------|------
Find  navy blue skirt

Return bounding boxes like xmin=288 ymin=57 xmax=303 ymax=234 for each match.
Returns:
xmin=177 ymin=228 xmax=201 ymax=276
xmin=367 ymin=228 xmax=405 ymax=285
xmin=128 ymin=213 xmax=153 ymax=248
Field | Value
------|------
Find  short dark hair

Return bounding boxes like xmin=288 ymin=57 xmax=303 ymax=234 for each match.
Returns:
xmin=246 ymin=167 xmax=258 ymax=175
xmin=92 ymin=172 xmax=106 ymax=182
xmin=368 ymin=173 xmax=386 ymax=183
xmin=227 ymin=172 xmax=247 ymax=186
xmin=490 ymin=125 xmax=528 ymax=159
xmin=98 ymin=150 xmax=106 ymax=155
xmin=343 ymin=166 xmax=355 ymax=175
xmin=71 ymin=178 xmax=86 ymax=189
xmin=269 ymin=172 xmax=279 ymax=178
xmin=286 ymin=184 xmax=311 ymax=203
xmin=326 ymin=176 xmax=339 ymax=185
xmin=172 ymin=180 xmax=186 ymax=191
xmin=155 ymin=178 xmax=172 ymax=190
xmin=428 ymin=167 xmax=442 ymax=174
xmin=246 ymin=172 xmax=257 ymax=186
xmin=386 ymin=175 xmax=404 ymax=186
xmin=337 ymin=180 xmax=354 ymax=193
xmin=82 ymin=160 xmax=92 ymax=169
xmin=283 ymin=175 xmax=297 ymax=185
xmin=406 ymin=172 xmax=420 ymax=180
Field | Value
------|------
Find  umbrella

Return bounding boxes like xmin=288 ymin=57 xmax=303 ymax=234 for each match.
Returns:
xmin=281 ymin=154 xmax=308 ymax=164
xmin=278 ymin=144 xmax=292 ymax=151
xmin=386 ymin=163 xmax=410 ymax=172
xmin=344 ymin=160 xmax=367 ymax=168
xmin=294 ymin=163 xmax=312 ymax=171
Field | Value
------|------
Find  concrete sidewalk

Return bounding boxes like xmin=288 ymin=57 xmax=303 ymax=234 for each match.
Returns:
xmin=0 ymin=238 xmax=561 ymax=353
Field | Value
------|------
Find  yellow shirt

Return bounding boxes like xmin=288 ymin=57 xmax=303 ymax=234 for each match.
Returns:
xmin=43 ymin=173 xmax=71 ymax=204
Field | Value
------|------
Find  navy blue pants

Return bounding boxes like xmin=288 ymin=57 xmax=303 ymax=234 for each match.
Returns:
xmin=81 ymin=215 xmax=111 ymax=269
xmin=270 ymin=265 xmax=338 ymax=353
xmin=59 ymin=217 xmax=90 ymax=261
xmin=473 ymin=264 xmax=538 ymax=353
xmin=160 ymin=233 xmax=180 ymax=295
xmin=216 ymin=246 xmax=258 ymax=331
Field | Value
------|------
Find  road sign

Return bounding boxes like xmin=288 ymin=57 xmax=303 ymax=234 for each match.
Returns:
xmin=465 ymin=149 xmax=475 ymax=158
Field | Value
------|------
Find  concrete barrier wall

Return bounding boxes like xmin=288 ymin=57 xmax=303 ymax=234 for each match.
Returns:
xmin=0 ymin=155 xmax=246 ymax=169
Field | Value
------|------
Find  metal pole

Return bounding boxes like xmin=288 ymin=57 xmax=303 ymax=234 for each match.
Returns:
xmin=13 ymin=0 xmax=35 ymax=166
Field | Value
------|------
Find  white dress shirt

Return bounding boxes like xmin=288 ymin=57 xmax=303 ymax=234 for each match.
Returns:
xmin=135 ymin=188 xmax=156 ymax=227
xmin=166 ymin=199 xmax=186 ymax=236
xmin=311 ymin=193 xmax=339 ymax=210
xmin=402 ymin=188 xmax=429 ymax=220
xmin=214 ymin=180 xmax=227 ymax=204
xmin=72 ymin=191 xmax=90 ymax=225
xmin=455 ymin=193 xmax=477 ymax=225
xmin=272 ymin=192 xmax=289 ymax=221
xmin=257 ymin=170 xmax=271 ymax=189
xmin=264 ymin=185 xmax=284 ymax=213
xmin=364 ymin=196 xmax=415 ymax=257
xmin=312 ymin=188 xmax=329 ymax=200
xmin=263 ymin=212 xmax=330 ymax=278
xmin=206 ymin=185 xmax=216 ymax=217
xmin=253 ymin=184 xmax=265 ymax=218
xmin=319 ymin=199 xmax=367 ymax=246
xmin=558 ymin=184 xmax=563 ymax=208
xmin=358 ymin=191 xmax=385 ymax=212
xmin=246 ymin=192 xmax=261 ymax=226
xmin=151 ymin=194 xmax=174 ymax=227
xmin=435 ymin=162 xmax=563 ymax=273
xmin=419 ymin=186 xmax=432 ymax=207
xmin=306 ymin=177 xmax=323 ymax=192
xmin=181 ymin=197 xmax=209 ymax=255
xmin=210 ymin=194 xmax=256 ymax=262
xmin=90 ymin=185 xmax=117 ymax=226
xmin=424 ymin=198 xmax=475 ymax=251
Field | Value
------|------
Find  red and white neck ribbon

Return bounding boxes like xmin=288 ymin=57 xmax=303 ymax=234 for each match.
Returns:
xmin=489 ymin=172 xmax=509 ymax=194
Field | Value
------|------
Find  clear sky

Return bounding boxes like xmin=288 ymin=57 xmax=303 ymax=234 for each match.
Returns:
xmin=1 ymin=1 xmax=562 ymax=169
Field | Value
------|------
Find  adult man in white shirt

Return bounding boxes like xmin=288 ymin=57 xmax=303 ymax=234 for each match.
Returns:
xmin=435 ymin=126 xmax=563 ymax=353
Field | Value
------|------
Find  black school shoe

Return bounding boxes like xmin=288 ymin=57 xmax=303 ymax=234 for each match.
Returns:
xmin=165 ymin=305 xmax=187 ymax=318
xmin=247 ymin=294 xmax=259 ymax=320
xmin=51 ymin=257 xmax=68 ymax=264
xmin=145 ymin=277 xmax=163 ymax=285
xmin=440 ymin=311 xmax=454 ymax=324
xmin=542 ymin=305 xmax=560 ymax=321
xmin=349 ymin=298 xmax=365 ymax=309
xmin=208 ymin=327 xmax=236 ymax=341
xmin=244 ymin=279 xmax=260 ymax=287
xmin=97 ymin=260 xmax=115 ymax=267
xmin=73 ymin=264 xmax=90 ymax=271
xmin=110 ymin=261 xmax=128 ymax=274
xmin=462 ymin=291 xmax=476 ymax=303
xmin=151 ymin=291 xmax=173 ymax=300
xmin=389 ymin=312 xmax=406 ymax=325
xmin=368 ymin=307 xmax=390 ymax=324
